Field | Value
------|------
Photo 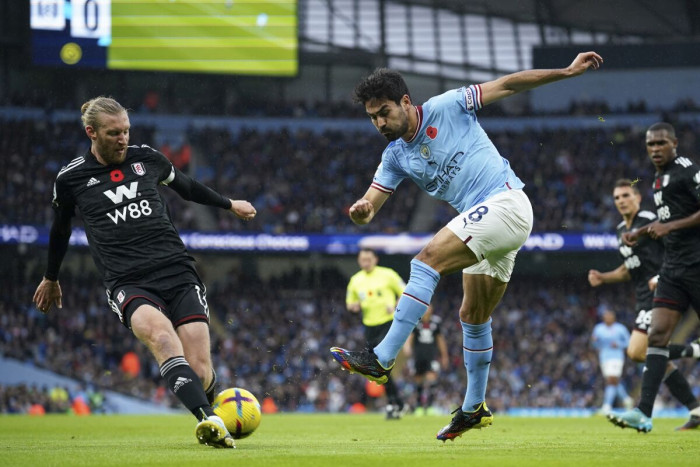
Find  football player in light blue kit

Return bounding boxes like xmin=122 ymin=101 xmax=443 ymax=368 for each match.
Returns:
xmin=331 ymin=51 xmax=603 ymax=441
xmin=591 ymin=310 xmax=633 ymax=414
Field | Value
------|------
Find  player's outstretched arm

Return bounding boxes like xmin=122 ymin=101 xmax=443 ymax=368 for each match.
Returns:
xmin=229 ymin=200 xmax=257 ymax=221
xmin=478 ymin=51 xmax=603 ymax=106
xmin=647 ymin=209 xmax=700 ymax=239
xmin=167 ymin=167 xmax=240 ymax=211
xmin=33 ymin=278 xmax=62 ymax=313
xmin=587 ymin=264 xmax=630 ymax=287
xmin=34 ymin=210 xmax=71 ymax=313
xmin=621 ymin=221 xmax=655 ymax=245
xmin=349 ymin=187 xmax=390 ymax=225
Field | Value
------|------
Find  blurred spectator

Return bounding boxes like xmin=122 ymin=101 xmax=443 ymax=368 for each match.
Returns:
xmin=4 ymin=114 xmax=698 ymax=234
xmin=120 ymin=351 xmax=141 ymax=379
xmin=142 ymin=91 xmax=160 ymax=113
xmin=160 ymin=142 xmax=191 ymax=170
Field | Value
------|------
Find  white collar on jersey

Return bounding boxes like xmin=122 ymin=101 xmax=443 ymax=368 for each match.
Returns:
xmin=405 ymin=105 xmax=423 ymax=143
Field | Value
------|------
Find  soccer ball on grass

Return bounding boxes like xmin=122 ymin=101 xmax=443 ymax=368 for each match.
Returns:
xmin=212 ymin=387 xmax=262 ymax=439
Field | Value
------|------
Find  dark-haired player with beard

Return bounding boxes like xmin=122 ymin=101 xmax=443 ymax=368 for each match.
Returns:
xmin=33 ymin=96 xmax=256 ymax=448
xmin=608 ymin=123 xmax=700 ymax=432
xmin=329 ymin=51 xmax=603 ymax=441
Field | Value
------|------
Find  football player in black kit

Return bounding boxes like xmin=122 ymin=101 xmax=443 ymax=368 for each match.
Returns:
xmin=608 ymin=123 xmax=700 ymax=433
xmin=32 ymin=97 xmax=256 ymax=448
xmin=589 ymin=179 xmax=699 ymax=426
xmin=403 ymin=305 xmax=449 ymax=414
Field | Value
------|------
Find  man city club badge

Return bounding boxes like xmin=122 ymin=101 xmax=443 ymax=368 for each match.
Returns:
xmin=131 ymin=162 xmax=146 ymax=176
xmin=420 ymin=144 xmax=431 ymax=159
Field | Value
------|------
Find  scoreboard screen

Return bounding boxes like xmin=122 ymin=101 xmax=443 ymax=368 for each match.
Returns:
xmin=30 ymin=0 xmax=298 ymax=76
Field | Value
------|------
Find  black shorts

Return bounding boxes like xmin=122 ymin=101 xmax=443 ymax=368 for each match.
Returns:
xmin=632 ymin=308 xmax=652 ymax=334
xmin=106 ymin=262 xmax=210 ymax=329
xmin=364 ymin=321 xmax=392 ymax=348
xmin=654 ymin=265 xmax=700 ymax=317
xmin=414 ymin=358 xmax=439 ymax=376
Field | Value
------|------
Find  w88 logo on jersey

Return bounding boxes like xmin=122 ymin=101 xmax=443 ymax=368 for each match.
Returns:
xmin=657 ymin=205 xmax=671 ymax=221
xmin=103 ymin=181 xmax=153 ymax=224
xmin=107 ymin=200 xmax=153 ymax=224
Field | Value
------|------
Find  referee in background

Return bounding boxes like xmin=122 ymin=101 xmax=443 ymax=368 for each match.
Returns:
xmin=346 ymin=248 xmax=407 ymax=419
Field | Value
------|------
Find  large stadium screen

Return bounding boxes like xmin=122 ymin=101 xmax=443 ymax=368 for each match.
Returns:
xmin=30 ymin=0 xmax=298 ymax=76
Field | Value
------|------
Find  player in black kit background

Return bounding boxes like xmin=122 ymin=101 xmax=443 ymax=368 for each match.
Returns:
xmin=403 ymin=304 xmax=448 ymax=415
xmin=588 ymin=179 xmax=699 ymax=426
xmin=608 ymin=122 xmax=700 ymax=433
xmin=32 ymin=96 xmax=256 ymax=448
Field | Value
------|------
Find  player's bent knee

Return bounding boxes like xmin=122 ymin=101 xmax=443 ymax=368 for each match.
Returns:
xmin=187 ymin=359 xmax=211 ymax=382
xmin=150 ymin=330 xmax=179 ymax=352
xmin=459 ymin=308 xmax=491 ymax=324
xmin=626 ymin=341 xmax=647 ymax=362
xmin=459 ymin=299 xmax=494 ymax=323
xmin=626 ymin=347 xmax=645 ymax=362
xmin=647 ymin=327 xmax=672 ymax=348
xmin=414 ymin=249 xmax=440 ymax=270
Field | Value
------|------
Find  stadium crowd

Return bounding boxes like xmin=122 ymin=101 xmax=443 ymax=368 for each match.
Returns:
xmin=2 ymin=111 xmax=699 ymax=235
xmin=2 ymin=250 xmax=697 ymax=415
xmin=4 ymin=86 xmax=700 ymax=119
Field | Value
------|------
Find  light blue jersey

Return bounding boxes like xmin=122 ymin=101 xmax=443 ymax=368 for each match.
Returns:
xmin=591 ymin=322 xmax=630 ymax=362
xmin=372 ymin=85 xmax=525 ymax=213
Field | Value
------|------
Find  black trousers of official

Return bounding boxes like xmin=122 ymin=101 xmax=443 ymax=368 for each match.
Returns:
xmin=365 ymin=321 xmax=403 ymax=409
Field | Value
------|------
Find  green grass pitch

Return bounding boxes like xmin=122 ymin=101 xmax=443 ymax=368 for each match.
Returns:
xmin=1 ymin=413 xmax=697 ymax=466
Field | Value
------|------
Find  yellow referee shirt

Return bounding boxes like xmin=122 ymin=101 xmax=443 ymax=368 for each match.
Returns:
xmin=346 ymin=266 xmax=405 ymax=327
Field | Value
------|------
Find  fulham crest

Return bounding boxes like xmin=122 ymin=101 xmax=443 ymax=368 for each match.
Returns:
xmin=131 ymin=162 xmax=146 ymax=176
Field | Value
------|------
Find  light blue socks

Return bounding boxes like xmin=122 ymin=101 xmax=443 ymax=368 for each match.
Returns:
xmin=615 ymin=383 xmax=629 ymax=402
xmin=462 ymin=319 xmax=493 ymax=411
xmin=604 ymin=385 xmax=617 ymax=408
xmin=373 ymin=259 xmax=440 ymax=367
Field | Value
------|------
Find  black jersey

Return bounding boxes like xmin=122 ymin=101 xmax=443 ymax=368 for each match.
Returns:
xmin=53 ymin=145 xmax=192 ymax=289
xmin=652 ymin=155 xmax=700 ymax=268
xmin=616 ymin=210 xmax=663 ymax=311
xmin=412 ymin=315 xmax=443 ymax=361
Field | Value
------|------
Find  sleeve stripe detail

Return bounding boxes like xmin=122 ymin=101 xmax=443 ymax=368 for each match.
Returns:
xmin=473 ymin=84 xmax=483 ymax=109
xmin=57 ymin=157 xmax=85 ymax=178
xmin=162 ymin=166 xmax=176 ymax=185
xmin=370 ymin=182 xmax=394 ymax=194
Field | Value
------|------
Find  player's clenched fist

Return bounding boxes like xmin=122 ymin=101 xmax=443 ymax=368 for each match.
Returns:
xmin=349 ymin=199 xmax=375 ymax=225
xmin=587 ymin=269 xmax=603 ymax=287
xmin=230 ymin=200 xmax=256 ymax=220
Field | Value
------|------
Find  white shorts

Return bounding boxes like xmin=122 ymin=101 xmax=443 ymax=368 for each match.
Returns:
xmin=600 ymin=359 xmax=624 ymax=378
xmin=446 ymin=189 xmax=533 ymax=282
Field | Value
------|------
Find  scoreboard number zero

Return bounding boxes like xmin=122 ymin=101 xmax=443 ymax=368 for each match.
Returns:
xmin=71 ymin=0 xmax=112 ymax=39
